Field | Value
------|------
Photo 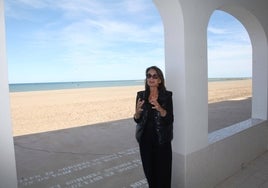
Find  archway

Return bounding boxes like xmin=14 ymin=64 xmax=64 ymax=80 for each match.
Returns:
xmin=207 ymin=10 xmax=252 ymax=132
xmin=5 ymin=1 xmax=164 ymax=187
xmin=219 ymin=5 xmax=268 ymax=121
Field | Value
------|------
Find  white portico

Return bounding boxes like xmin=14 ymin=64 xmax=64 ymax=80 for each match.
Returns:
xmin=153 ymin=0 xmax=268 ymax=187
xmin=0 ymin=0 xmax=268 ymax=187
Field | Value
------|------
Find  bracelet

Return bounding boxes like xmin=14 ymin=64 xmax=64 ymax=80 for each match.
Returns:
xmin=160 ymin=109 xmax=167 ymax=117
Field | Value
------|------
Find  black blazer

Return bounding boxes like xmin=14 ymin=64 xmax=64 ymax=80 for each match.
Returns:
xmin=134 ymin=89 xmax=174 ymax=144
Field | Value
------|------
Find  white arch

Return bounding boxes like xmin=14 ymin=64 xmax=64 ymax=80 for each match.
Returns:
xmin=219 ymin=5 xmax=268 ymax=120
xmin=154 ymin=0 xmax=268 ymax=187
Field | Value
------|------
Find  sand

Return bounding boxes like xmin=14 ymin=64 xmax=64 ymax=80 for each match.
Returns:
xmin=10 ymin=79 xmax=252 ymax=136
xmin=208 ymin=79 xmax=252 ymax=103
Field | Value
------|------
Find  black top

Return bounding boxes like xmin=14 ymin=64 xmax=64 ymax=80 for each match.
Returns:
xmin=143 ymin=101 xmax=158 ymax=144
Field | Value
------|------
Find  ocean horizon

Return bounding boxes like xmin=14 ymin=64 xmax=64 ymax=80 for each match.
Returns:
xmin=9 ymin=77 xmax=251 ymax=93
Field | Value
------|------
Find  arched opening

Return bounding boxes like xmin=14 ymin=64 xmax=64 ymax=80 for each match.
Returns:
xmin=5 ymin=1 xmax=164 ymax=187
xmin=6 ymin=1 xmax=164 ymax=136
xmin=207 ymin=10 xmax=252 ymax=132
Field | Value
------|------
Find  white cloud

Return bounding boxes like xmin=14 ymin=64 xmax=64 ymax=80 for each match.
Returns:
xmin=5 ymin=0 xmax=164 ymax=83
xmin=6 ymin=1 xmax=252 ymax=83
xmin=207 ymin=11 xmax=252 ymax=78
xmin=123 ymin=0 xmax=148 ymax=13
xmin=207 ymin=26 xmax=227 ymax=35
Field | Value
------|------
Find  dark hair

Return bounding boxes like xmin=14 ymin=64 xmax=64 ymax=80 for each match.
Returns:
xmin=145 ymin=66 xmax=166 ymax=91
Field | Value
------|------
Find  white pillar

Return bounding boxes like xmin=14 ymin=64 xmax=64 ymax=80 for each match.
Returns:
xmin=154 ymin=0 xmax=186 ymax=156
xmin=0 ymin=0 xmax=18 ymax=187
xmin=153 ymin=1 xmax=187 ymax=186
xmin=154 ymin=0 xmax=209 ymax=158
xmin=153 ymin=0 xmax=210 ymax=187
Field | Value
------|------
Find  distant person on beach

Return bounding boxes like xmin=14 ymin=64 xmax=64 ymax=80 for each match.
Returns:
xmin=134 ymin=66 xmax=174 ymax=188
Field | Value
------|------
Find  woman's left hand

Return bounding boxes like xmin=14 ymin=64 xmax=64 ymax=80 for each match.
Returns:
xmin=150 ymin=98 xmax=167 ymax=117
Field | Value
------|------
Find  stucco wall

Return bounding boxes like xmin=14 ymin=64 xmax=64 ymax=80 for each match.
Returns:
xmin=154 ymin=0 xmax=268 ymax=187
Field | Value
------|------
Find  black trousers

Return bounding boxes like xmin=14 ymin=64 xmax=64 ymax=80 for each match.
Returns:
xmin=139 ymin=136 xmax=172 ymax=188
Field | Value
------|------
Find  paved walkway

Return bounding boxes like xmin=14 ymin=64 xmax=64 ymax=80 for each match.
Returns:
xmin=215 ymin=150 xmax=268 ymax=188
xmin=14 ymin=118 xmax=147 ymax=188
xmin=14 ymin=98 xmax=266 ymax=188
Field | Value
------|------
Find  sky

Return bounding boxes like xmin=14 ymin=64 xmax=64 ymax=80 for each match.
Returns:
xmin=4 ymin=0 xmax=252 ymax=84
xmin=207 ymin=10 xmax=252 ymax=78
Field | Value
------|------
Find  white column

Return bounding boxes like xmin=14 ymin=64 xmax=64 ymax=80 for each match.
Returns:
xmin=250 ymin=19 xmax=268 ymax=120
xmin=154 ymin=0 xmax=186 ymax=155
xmin=0 ymin=0 xmax=18 ymax=187
xmin=154 ymin=0 xmax=210 ymax=187
xmin=153 ymin=0 xmax=209 ymax=156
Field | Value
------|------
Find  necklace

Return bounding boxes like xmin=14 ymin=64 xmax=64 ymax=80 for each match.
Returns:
xmin=149 ymin=93 xmax=158 ymax=103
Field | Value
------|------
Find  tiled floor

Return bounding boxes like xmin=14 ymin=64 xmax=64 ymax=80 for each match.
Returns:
xmin=215 ymin=150 xmax=268 ymax=188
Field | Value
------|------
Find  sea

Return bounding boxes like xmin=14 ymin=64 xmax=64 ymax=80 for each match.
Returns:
xmin=9 ymin=80 xmax=145 ymax=93
xmin=9 ymin=77 xmax=251 ymax=93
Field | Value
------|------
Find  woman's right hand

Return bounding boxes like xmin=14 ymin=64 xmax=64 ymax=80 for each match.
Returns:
xmin=134 ymin=98 xmax=144 ymax=119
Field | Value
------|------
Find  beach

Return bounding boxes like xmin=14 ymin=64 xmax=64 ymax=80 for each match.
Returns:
xmin=10 ymin=79 xmax=252 ymax=136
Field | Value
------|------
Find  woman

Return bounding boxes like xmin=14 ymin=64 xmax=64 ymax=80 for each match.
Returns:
xmin=134 ymin=66 xmax=174 ymax=188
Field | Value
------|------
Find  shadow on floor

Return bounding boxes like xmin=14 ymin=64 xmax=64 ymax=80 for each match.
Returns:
xmin=14 ymin=98 xmax=252 ymax=187
xmin=208 ymin=97 xmax=251 ymax=133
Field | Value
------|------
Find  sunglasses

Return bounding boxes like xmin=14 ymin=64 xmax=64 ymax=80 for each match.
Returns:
xmin=146 ymin=73 xmax=159 ymax=79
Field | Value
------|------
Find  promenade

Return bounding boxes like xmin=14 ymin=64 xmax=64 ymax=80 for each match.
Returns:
xmin=15 ymin=118 xmax=144 ymax=188
xmin=14 ymin=98 xmax=268 ymax=188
